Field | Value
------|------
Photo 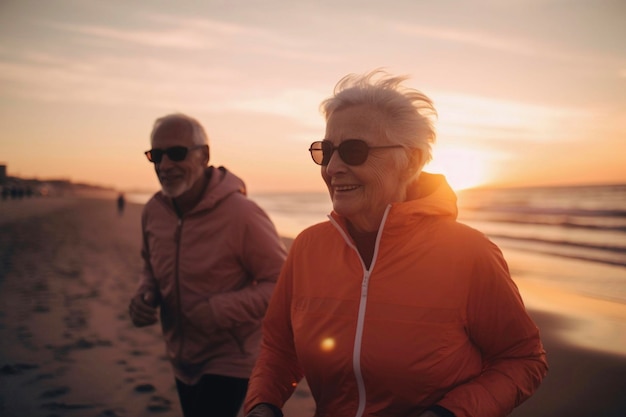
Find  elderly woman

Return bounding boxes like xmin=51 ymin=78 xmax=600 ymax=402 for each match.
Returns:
xmin=244 ymin=71 xmax=547 ymax=417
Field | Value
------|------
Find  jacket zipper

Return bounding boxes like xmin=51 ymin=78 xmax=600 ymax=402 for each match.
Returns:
xmin=328 ymin=205 xmax=391 ymax=417
xmin=353 ymin=270 xmax=370 ymax=417
xmin=174 ymin=217 xmax=184 ymax=361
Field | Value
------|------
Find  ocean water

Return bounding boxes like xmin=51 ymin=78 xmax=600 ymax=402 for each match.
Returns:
xmin=455 ymin=184 xmax=626 ymax=268
xmin=127 ymin=183 xmax=626 ymax=303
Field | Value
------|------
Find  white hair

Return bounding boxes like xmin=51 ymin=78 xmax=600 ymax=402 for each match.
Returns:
xmin=151 ymin=113 xmax=209 ymax=146
xmin=320 ymin=69 xmax=437 ymax=181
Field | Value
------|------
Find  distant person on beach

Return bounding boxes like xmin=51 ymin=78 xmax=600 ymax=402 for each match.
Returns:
xmin=128 ymin=113 xmax=286 ymax=417
xmin=116 ymin=192 xmax=125 ymax=215
xmin=244 ymin=70 xmax=548 ymax=417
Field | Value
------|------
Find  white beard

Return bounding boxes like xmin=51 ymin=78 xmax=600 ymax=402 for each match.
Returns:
xmin=160 ymin=181 xmax=190 ymax=198
xmin=159 ymin=165 xmax=205 ymax=198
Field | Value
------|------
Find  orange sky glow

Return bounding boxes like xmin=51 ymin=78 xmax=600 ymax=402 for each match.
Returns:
xmin=0 ymin=1 xmax=624 ymax=194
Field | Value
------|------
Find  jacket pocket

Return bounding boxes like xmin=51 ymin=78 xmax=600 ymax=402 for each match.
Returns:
xmin=228 ymin=321 xmax=262 ymax=356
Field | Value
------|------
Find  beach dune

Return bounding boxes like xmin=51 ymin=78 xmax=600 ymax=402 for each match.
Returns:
xmin=1 ymin=197 xmax=625 ymax=417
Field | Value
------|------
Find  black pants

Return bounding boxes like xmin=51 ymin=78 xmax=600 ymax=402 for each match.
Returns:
xmin=175 ymin=374 xmax=249 ymax=417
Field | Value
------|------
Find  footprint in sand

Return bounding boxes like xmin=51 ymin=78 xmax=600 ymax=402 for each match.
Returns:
xmin=26 ymin=372 xmax=55 ymax=385
xmin=39 ymin=386 xmax=70 ymax=399
xmin=124 ymin=365 xmax=141 ymax=373
xmin=97 ymin=408 xmax=126 ymax=417
xmin=134 ymin=383 xmax=156 ymax=393
xmin=16 ymin=325 xmax=34 ymax=346
xmin=33 ymin=303 xmax=50 ymax=313
xmin=146 ymin=395 xmax=172 ymax=413
xmin=41 ymin=401 xmax=96 ymax=411
xmin=63 ymin=310 xmax=87 ymax=329
xmin=45 ymin=337 xmax=113 ymax=363
xmin=74 ymin=337 xmax=113 ymax=349
xmin=0 ymin=362 xmax=39 ymax=375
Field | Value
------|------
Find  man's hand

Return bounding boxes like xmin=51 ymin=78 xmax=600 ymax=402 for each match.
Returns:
xmin=129 ymin=291 xmax=159 ymax=327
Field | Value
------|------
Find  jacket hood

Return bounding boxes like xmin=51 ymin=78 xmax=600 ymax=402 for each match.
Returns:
xmin=154 ymin=166 xmax=246 ymax=215
xmin=196 ymin=166 xmax=247 ymax=212
xmin=401 ymin=171 xmax=458 ymax=219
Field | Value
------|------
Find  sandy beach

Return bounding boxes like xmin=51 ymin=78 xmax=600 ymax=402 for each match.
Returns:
xmin=1 ymin=197 xmax=625 ymax=417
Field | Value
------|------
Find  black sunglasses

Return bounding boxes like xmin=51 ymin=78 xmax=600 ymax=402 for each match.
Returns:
xmin=309 ymin=139 xmax=404 ymax=166
xmin=144 ymin=145 xmax=207 ymax=163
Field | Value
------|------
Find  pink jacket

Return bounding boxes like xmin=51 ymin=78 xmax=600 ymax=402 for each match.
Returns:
xmin=137 ymin=166 xmax=286 ymax=384
xmin=245 ymin=173 xmax=547 ymax=417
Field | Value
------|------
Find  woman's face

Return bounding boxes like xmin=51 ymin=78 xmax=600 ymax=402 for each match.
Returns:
xmin=322 ymin=104 xmax=408 ymax=232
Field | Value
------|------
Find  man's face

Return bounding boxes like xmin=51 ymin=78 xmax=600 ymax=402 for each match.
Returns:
xmin=151 ymin=120 xmax=206 ymax=198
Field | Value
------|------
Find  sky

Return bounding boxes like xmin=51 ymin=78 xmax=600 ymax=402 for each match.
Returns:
xmin=0 ymin=0 xmax=625 ymax=193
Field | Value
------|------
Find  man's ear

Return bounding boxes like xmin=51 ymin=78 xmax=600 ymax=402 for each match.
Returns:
xmin=204 ymin=146 xmax=210 ymax=165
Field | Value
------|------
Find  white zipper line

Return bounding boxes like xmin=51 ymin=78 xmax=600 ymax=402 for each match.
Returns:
xmin=328 ymin=205 xmax=392 ymax=417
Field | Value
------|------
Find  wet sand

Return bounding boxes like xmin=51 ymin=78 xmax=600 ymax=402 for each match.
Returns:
xmin=0 ymin=197 xmax=625 ymax=416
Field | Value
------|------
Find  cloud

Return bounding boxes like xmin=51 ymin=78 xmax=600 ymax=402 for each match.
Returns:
xmin=390 ymin=21 xmax=619 ymax=65
xmin=225 ymin=89 xmax=326 ymax=129
xmin=0 ymin=48 xmax=234 ymax=109
xmin=395 ymin=23 xmax=539 ymax=56
xmin=140 ymin=13 xmax=337 ymax=62
xmin=0 ymin=7 xmax=339 ymax=112
xmin=433 ymin=92 xmax=589 ymax=143
xmin=0 ymin=41 xmax=327 ymax=128
xmin=42 ymin=22 xmax=216 ymax=50
xmin=40 ymin=12 xmax=300 ymax=52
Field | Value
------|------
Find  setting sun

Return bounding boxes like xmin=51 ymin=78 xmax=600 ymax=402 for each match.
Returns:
xmin=427 ymin=145 xmax=491 ymax=190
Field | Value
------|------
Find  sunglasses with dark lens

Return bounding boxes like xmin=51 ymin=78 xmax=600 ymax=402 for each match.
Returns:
xmin=308 ymin=139 xmax=404 ymax=166
xmin=144 ymin=145 xmax=207 ymax=163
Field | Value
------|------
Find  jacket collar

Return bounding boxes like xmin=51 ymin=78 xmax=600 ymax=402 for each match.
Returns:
xmin=329 ymin=172 xmax=458 ymax=232
xmin=156 ymin=166 xmax=247 ymax=216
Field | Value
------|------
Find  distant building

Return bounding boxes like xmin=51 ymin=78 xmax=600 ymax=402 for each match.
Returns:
xmin=0 ymin=164 xmax=6 ymax=184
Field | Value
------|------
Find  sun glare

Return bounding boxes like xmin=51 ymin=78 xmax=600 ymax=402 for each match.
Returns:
xmin=321 ymin=337 xmax=336 ymax=352
xmin=427 ymin=146 xmax=491 ymax=190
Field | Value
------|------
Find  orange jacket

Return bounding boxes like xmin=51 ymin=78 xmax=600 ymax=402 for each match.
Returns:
xmin=245 ymin=174 xmax=547 ymax=417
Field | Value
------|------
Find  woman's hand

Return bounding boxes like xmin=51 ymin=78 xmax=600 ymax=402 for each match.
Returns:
xmin=245 ymin=403 xmax=280 ymax=417
xmin=416 ymin=411 xmax=447 ymax=417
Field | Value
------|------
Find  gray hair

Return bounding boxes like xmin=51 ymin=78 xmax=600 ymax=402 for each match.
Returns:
xmin=320 ymin=69 xmax=437 ymax=181
xmin=151 ymin=113 xmax=209 ymax=146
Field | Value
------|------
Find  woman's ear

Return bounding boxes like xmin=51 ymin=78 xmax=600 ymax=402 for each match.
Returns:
xmin=409 ymin=148 xmax=422 ymax=172
xmin=402 ymin=148 xmax=422 ymax=181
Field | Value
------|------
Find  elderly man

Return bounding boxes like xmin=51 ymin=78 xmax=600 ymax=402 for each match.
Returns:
xmin=129 ymin=113 xmax=286 ymax=417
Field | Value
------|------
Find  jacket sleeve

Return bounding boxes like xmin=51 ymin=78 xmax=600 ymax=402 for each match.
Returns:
xmin=135 ymin=207 xmax=159 ymax=297
xmin=437 ymin=240 xmax=548 ymax=417
xmin=244 ymin=240 xmax=305 ymax=413
xmin=186 ymin=200 xmax=287 ymax=332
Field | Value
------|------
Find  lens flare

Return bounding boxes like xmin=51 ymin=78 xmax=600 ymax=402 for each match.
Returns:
xmin=321 ymin=337 xmax=336 ymax=351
